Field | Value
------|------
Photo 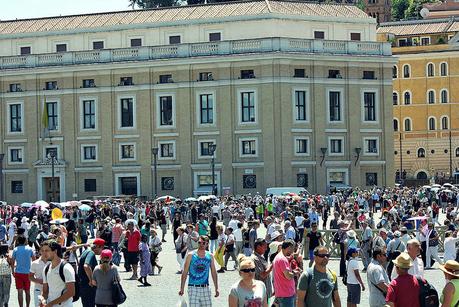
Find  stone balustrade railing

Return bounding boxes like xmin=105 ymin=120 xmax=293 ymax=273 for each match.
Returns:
xmin=0 ymin=37 xmax=391 ymax=70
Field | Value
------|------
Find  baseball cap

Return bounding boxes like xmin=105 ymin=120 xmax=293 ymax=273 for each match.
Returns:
xmin=347 ymin=247 xmax=360 ymax=257
xmin=100 ymin=249 xmax=113 ymax=259
xmin=93 ymin=238 xmax=105 ymax=247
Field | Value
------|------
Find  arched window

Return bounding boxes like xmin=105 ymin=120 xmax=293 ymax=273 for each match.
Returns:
xmin=427 ymin=63 xmax=434 ymax=77
xmin=404 ymin=91 xmax=411 ymax=105
xmin=441 ymin=89 xmax=448 ymax=103
xmin=403 ymin=64 xmax=410 ymax=78
xmin=441 ymin=116 xmax=449 ymax=130
xmin=393 ymin=66 xmax=398 ymax=78
xmin=456 ymin=147 xmax=459 ymax=157
xmin=404 ymin=118 xmax=411 ymax=131
xmin=427 ymin=90 xmax=435 ymax=104
xmin=393 ymin=92 xmax=398 ymax=105
xmin=417 ymin=148 xmax=425 ymax=158
xmin=393 ymin=119 xmax=399 ymax=131
xmin=417 ymin=171 xmax=428 ymax=180
xmin=428 ymin=117 xmax=436 ymax=130
xmin=440 ymin=62 xmax=448 ymax=76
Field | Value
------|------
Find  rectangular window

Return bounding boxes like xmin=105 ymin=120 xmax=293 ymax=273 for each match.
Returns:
xmin=421 ymin=37 xmax=430 ymax=46
xmin=329 ymin=91 xmax=341 ymax=122
xmin=366 ymin=173 xmax=378 ymax=186
xmin=159 ymin=74 xmax=173 ymax=84
xmin=365 ymin=139 xmax=378 ymax=154
xmin=295 ymin=90 xmax=307 ymax=121
xmin=83 ymin=100 xmax=96 ymax=129
xmin=328 ymin=70 xmax=342 ymax=78
xmin=92 ymin=41 xmax=104 ymax=50
xmin=350 ymin=33 xmax=361 ymax=41
xmin=130 ymin=38 xmax=142 ymax=47
xmin=45 ymin=81 xmax=58 ymax=90
xmin=363 ymin=71 xmax=375 ymax=79
xmin=209 ymin=32 xmax=221 ymax=42
xmin=121 ymin=144 xmax=135 ymax=159
xmin=200 ymin=142 xmax=214 ymax=156
xmin=296 ymin=139 xmax=308 ymax=154
xmin=241 ymin=92 xmax=255 ymax=123
xmin=45 ymin=147 xmax=58 ymax=159
xmin=330 ymin=139 xmax=343 ymax=154
xmin=84 ymin=179 xmax=97 ymax=192
xmin=329 ymin=171 xmax=346 ymax=184
xmin=161 ymin=177 xmax=175 ymax=190
xmin=11 ymin=181 xmax=23 ymax=193
xmin=199 ymin=72 xmax=213 ymax=81
xmin=364 ymin=92 xmax=376 ymax=121
xmin=20 ymin=46 xmax=31 ymax=55
xmin=46 ymin=101 xmax=58 ymax=130
xmin=297 ymin=174 xmax=308 ymax=188
xmin=314 ymin=31 xmax=325 ymax=39
xmin=120 ymin=98 xmax=134 ymax=128
xmin=9 ymin=104 xmax=22 ymax=132
xmin=159 ymin=96 xmax=173 ymax=126
xmin=294 ymin=69 xmax=305 ymax=78
xmin=82 ymin=79 xmax=95 ymax=88
xmin=83 ymin=146 xmax=97 ymax=161
xmin=240 ymin=70 xmax=255 ymax=79
xmin=56 ymin=44 xmax=67 ymax=52
xmin=199 ymin=94 xmax=213 ymax=124
xmin=169 ymin=35 xmax=181 ymax=44
xmin=241 ymin=140 xmax=256 ymax=155
xmin=160 ymin=143 xmax=174 ymax=158
xmin=119 ymin=77 xmax=133 ymax=86
xmin=9 ymin=83 xmax=22 ymax=92
xmin=10 ymin=148 xmax=23 ymax=163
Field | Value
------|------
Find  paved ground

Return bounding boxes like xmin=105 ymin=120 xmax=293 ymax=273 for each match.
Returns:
xmin=9 ymin=213 xmax=449 ymax=306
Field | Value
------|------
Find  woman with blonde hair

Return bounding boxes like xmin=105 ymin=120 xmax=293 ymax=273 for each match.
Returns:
xmin=229 ymin=254 xmax=267 ymax=307
xmin=92 ymin=249 xmax=121 ymax=307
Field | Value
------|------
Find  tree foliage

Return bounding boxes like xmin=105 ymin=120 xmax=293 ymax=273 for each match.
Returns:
xmin=391 ymin=0 xmax=410 ymax=21
xmin=129 ymin=0 xmax=178 ymax=9
xmin=404 ymin=0 xmax=438 ymax=19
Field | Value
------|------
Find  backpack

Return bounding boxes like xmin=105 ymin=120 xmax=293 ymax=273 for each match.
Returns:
xmin=44 ymin=262 xmax=80 ymax=302
xmin=306 ymin=267 xmax=337 ymax=289
xmin=416 ymin=277 xmax=439 ymax=307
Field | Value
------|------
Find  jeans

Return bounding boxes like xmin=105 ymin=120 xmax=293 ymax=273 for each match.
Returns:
xmin=210 ymin=240 xmax=217 ymax=253
xmin=0 ymin=275 xmax=11 ymax=307
xmin=278 ymin=295 xmax=296 ymax=307
xmin=89 ymin=223 xmax=95 ymax=238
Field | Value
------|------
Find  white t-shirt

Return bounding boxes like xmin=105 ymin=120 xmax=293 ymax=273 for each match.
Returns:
xmin=347 ymin=257 xmax=360 ymax=285
xmin=43 ymin=260 xmax=75 ymax=307
xmin=295 ymin=216 xmax=305 ymax=229
xmin=228 ymin=219 xmax=239 ymax=231
xmin=30 ymin=258 xmax=48 ymax=290
xmin=212 ymin=205 xmax=220 ymax=214
xmin=233 ymin=228 xmax=243 ymax=242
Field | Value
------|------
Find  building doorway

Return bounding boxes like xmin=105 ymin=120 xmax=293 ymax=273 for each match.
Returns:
xmin=120 ymin=177 xmax=138 ymax=195
xmin=43 ymin=177 xmax=60 ymax=202
xmin=416 ymin=171 xmax=428 ymax=180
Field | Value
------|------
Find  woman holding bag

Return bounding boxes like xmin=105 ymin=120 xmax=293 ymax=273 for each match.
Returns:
xmin=92 ymin=249 xmax=122 ymax=307
xmin=175 ymin=226 xmax=188 ymax=274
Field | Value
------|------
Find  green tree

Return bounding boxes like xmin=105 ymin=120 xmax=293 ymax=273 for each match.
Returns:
xmin=404 ymin=0 xmax=438 ymax=19
xmin=129 ymin=0 xmax=178 ymax=8
xmin=391 ymin=0 xmax=411 ymax=21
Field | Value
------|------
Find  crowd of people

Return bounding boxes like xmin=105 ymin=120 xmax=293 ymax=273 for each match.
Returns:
xmin=1 ymin=184 xmax=459 ymax=306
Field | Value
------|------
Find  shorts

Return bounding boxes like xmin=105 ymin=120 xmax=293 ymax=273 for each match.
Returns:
xmin=126 ymin=251 xmax=139 ymax=265
xmin=14 ymin=272 xmax=31 ymax=290
xmin=161 ymin=224 xmax=167 ymax=233
xmin=347 ymin=283 xmax=361 ymax=304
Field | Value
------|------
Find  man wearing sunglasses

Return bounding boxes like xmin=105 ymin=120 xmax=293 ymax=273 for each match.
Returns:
xmin=179 ymin=235 xmax=219 ymax=307
xmin=297 ymin=246 xmax=341 ymax=307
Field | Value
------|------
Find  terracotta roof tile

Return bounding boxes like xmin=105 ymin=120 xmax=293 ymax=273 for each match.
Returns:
xmin=377 ymin=20 xmax=452 ymax=35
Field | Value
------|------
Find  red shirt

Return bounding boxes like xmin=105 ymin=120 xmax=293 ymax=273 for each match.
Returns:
xmin=127 ymin=229 xmax=141 ymax=252
xmin=386 ymin=274 xmax=421 ymax=307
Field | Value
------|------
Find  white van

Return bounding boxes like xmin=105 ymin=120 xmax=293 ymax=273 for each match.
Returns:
xmin=265 ymin=187 xmax=308 ymax=196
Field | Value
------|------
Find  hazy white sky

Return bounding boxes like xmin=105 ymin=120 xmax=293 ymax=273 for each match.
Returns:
xmin=0 ymin=0 xmax=133 ymax=20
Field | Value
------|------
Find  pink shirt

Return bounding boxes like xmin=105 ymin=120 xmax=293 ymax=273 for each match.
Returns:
xmin=112 ymin=224 xmax=124 ymax=243
xmin=272 ymin=252 xmax=296 ymax=298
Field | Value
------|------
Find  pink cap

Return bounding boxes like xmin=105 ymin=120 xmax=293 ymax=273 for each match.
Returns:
xmin=100 ymin=249 xmax=113 ymax=259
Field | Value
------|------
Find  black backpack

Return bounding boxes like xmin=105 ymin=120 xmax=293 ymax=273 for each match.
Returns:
xmin=417 ymin=277 xmax=439 ymax=307
xmin=44 ymin=262 xmax=80 ymax=302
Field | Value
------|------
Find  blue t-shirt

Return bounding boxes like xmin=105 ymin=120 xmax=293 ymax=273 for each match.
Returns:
xmin=188 ymin=251 xmax=211 ymax=285
xmin=12 ymin=245 xmax=33 ymax=274
xmin=0 ymin=225 xmax=6 ymax=241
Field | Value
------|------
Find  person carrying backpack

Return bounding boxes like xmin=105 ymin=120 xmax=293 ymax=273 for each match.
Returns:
xmin=78 ymin=238 xmax=105 ymax=307
xmin=40 ymin=240 xmax=75 ymax=307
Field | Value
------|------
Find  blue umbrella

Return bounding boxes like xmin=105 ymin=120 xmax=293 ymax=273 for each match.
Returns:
xmin=78 ymin=204 xmax=92 ymax=211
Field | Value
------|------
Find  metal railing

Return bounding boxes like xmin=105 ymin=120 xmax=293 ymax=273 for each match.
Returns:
xmin=0 ymin=37 xmax=392 ymax=70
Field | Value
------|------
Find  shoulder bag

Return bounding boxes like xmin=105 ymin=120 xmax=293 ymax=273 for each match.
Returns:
xmin=112 ymin=271 xmax=127 ymax=305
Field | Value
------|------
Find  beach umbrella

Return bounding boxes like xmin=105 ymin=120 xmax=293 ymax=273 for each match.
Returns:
xmin=443 ymin=183 xmax=453 ymax=188
xmin=185 ymin=197 xmax=198 ymax=202
xmin=198 ymin=195 xmax=209 ymax=201
xmin=124 ymin=218 xmax=138 ymax=226
xmin=50 ymin=218 xmax=69 ymax=224
xmin=35 ymin=200 xmax=49 ymax=208
xmin=20 ymin=202 xmax=33 ymax=208
xmin=155 ymin=195 xmax=176 ymax=202
xmin=78 ymin=204 xmax=92 ymax=211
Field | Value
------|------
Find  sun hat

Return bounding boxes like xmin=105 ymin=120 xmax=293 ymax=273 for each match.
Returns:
xmin=439 ymin=260 xmax=459 ymax=278
xmin=271 ymin=231 xmax=281 ymax=241
xmin=269 ymin=241 xmax=282 ymax=255
xmin=392 ymin=252 xmax=413 ymax=269
xmin=346 ymin=230 xmax=356 ymax=238
xmin=394 ymin=231 xmax=401 ymax=238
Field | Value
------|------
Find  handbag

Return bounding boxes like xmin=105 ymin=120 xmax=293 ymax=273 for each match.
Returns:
xmin=112 ymin=274 xmax=127 ymax=305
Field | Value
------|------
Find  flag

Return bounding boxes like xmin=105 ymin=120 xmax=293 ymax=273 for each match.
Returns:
xmin=42 ymin=98 xmax=48 ymax=131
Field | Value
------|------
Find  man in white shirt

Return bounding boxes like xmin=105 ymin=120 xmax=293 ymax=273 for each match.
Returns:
xmin=347 ymin=248 xmax=365 ymax=307
xmin=294 ymin=213 xmax=305 ymax=242
xmin=40 ymin=240 xmax=75 ymax=307
xmin=212 ymin=203 xmax=221 ymax=219
xmin=29 ymin=245 xmax=49 ymax=307
xmin=233 ymin=223 xmax=243 ymax=255
xmin=284 ymin=221 xmax=296 ymax=241
xmin=391 ymin=239 xmax=424 ymax=280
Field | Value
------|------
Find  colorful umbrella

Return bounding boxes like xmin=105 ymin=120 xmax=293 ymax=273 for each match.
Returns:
xmin=78 ymin=204 xmax=92 ymax=211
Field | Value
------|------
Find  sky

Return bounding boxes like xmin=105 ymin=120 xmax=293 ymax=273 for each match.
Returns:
xmin=0 ymin=0 xmax=133 ymax=20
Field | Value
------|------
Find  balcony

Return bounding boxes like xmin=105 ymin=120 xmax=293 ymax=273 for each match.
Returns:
xmin=0 ymin=37 xmax=392 ymax=70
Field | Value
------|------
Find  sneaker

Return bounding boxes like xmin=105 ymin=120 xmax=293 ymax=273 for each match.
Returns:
xmin=144 ymin=282 xmax=152 ymax=286
xmin=217 ymin=268 xmax=225 ymax=273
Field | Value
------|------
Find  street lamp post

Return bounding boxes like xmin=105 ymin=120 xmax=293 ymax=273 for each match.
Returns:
xmin=50 ymin=151 xmax=56 ymax=202
xmin=152 ymin=147 xmax=159 ymax=198
xmin=209 ymin=144 xmax=217 ymax=195
xmin=0 ymin=154 xmax=4 ymax=201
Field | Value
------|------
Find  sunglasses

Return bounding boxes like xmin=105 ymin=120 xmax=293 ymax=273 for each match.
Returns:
xmin=316 ymin=253 xmax=331 ymax=258
xmin=240 ymin=268 xmax=256 ymax=273
xmin=198 ymin=241 xmax=208 ymax=245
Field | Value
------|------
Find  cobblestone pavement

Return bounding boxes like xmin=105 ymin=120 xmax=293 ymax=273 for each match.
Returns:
xmin=9 ymin=216 xmax=449 ymax=306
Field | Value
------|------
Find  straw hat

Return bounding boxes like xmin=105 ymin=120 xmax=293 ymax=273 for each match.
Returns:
xmin=439 ymin=260 xmax=459 ymax=278
xmin=392 ymin=252 xmax=413 ymax=269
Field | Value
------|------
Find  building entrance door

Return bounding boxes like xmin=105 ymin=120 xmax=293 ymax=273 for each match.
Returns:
xmin=44 ymin=177 xmax=60 ymax=202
